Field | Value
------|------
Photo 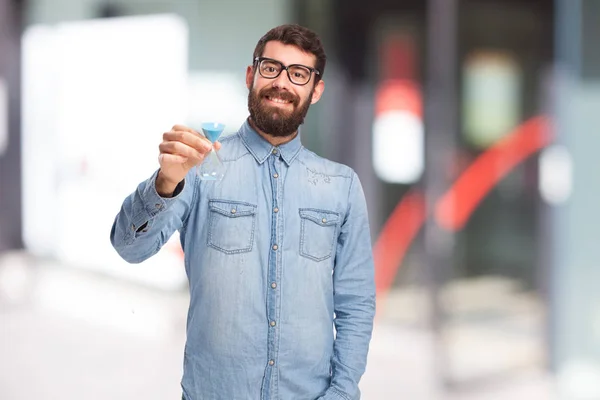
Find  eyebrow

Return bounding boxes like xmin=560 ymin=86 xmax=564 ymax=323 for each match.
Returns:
xmin=261 ymin=56 xmax=316 ymax=69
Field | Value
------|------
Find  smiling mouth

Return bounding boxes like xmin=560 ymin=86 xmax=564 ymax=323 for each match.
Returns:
xmin=265 ymin=95 xmax=294 ymax=105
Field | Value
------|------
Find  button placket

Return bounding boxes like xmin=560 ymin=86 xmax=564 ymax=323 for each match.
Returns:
xmin=265 ymin=153 xmax=281 ymax=380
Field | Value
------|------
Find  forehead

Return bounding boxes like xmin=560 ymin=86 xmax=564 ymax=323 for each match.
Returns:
xmin=262 ymin=41 xmax=317 ymax=68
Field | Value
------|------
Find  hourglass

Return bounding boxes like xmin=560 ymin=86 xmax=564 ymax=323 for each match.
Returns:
xmin=197 ymin=122 xmax=226 ymax=181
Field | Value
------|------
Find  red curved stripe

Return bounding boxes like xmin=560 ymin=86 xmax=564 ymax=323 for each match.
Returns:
xmin=374 ymin=190 xmax=426 ymax=294
xmin=435 ymin=116 xmax=552 ymax=231
xmin=374 ymin=115 xmax=553 ymax=305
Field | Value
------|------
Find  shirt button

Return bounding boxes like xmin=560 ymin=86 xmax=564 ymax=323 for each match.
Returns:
xmin=322 ymin=218 xmax=327 ymax=223
xmin=272 ymin=149 xmax=278 ymax=155
xmin=272 ymin=244 xmax=278 ymax=251
xmin=231 ymin=209 xmax=237 ymax=214
xmin=155 ymin=203 xmax=162 ymax=209
xmin=271 ymin=282 xmax=277 ymax=289
xmin=269 ymin=360 xmax=275 ymax=366
xmin=273 ymin=173 xmax=279 ymax=178
xmin=270 ymin=321 xmax=276 ymax=327
xmin=274 ymin=207 xmax=279 ymax=213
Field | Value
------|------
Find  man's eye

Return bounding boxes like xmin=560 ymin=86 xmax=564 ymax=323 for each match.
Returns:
xmin=262 ymin=63 xmax=280 ymax=73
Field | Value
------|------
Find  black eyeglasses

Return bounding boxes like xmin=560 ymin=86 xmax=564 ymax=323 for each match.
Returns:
xmin=254 ymin=57 xmax=320 ymax=86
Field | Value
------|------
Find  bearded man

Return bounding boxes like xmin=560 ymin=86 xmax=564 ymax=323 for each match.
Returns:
xmin=110 ymin=23 xmax=376 ymax=400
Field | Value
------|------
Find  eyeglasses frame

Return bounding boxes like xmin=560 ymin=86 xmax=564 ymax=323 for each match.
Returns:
xmin=253 ymin=56 xmax=321 ymax=86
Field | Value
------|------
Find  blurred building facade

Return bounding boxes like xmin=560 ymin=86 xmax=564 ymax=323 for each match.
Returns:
xmin=1 ymin=0 xmax=599 ymax=397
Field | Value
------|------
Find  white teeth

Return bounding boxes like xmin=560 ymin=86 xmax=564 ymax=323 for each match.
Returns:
xmin=267 ymin=96 xmax=290 ymax=104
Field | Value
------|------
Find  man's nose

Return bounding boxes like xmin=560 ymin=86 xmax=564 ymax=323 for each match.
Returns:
xmin=272 ymin=69 xmax=292 ymax=90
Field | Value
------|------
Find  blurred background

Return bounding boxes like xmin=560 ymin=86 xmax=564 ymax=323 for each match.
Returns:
xmin=1 ymin=0 xmax=599 ymax=399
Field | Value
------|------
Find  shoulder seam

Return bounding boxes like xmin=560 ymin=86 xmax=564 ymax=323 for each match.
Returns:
xmin=217 ymin=133 xmax=253 ymax=163
xmin=296 ymin=149 xmax=354 ymax=179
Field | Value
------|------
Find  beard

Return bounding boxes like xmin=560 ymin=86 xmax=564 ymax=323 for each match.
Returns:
xmin=248 ymin=84 xmax=312 ymax=138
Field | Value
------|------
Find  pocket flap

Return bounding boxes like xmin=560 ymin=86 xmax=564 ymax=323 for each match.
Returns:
xmin=209 ymin=199 xmax=257 ymax=217
xmin=299 ymin=208 xmax=340 ymax=226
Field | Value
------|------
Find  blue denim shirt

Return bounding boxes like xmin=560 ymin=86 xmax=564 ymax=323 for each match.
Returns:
xmin=110 ymin=120 xmax=376 ymax=400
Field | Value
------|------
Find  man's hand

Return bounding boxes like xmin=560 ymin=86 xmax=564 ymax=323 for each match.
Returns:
xmin=156 ymin=124 xmax=222 ymax=197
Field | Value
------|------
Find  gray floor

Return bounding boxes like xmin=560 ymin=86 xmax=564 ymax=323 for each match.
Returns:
xmin=0 ymin=252 xmax=556 ymax=399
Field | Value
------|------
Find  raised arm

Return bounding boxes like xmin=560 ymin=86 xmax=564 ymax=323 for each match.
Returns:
xmin=110 ymin=125 xmax=217 ymax=263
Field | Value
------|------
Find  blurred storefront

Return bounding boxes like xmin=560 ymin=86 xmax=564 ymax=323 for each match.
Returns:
xmin=297 ymin=0 xmax=554 ymax=388
xmin=295 ymin=0 xmax=600 ymax=396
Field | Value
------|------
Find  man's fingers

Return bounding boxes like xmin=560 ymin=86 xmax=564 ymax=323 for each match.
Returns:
xmin=213 ymin=141 xmax=222 ymax=151
xmin=170 ymin=124 xmax=197 ymax=134
xmin=163 ymin=130 xmax=212 ymax=153
xmin=159 ymin=141 xmax=203 ymax=161
xmin=158 ymin=153 xmax=188 ymax=165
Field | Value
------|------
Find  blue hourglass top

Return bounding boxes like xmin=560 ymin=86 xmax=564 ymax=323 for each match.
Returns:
xmin=201 ymin=122 xmax=225 ymax=143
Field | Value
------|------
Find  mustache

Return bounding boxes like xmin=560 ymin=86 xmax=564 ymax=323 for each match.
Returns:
xmin=259 ymin=88 xmax=299 ymax=105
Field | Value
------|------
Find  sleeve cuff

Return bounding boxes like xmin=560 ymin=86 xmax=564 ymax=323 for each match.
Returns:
xmin=140 ymin=169 xmax=186 ymax=220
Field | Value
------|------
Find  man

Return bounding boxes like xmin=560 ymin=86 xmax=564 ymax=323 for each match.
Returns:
xmin=110 ymin=24 xmax=375 ymax=400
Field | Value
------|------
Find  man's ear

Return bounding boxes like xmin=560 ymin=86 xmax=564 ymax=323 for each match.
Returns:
xmin=310 ymin=79 xmax=325 ymax=104
xmin=246 ymin=65 xmax=254 ymax=90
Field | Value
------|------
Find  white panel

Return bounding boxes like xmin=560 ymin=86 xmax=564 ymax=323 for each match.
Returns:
xmin=463 ymin=51 xmax=522 ymax=149
xmin=22 ymin=14 xmax=189 ymax=290
xmin=21 ymin=25 xmax=60 ymax=257
xmin=372 ymin=110 xmax=424 ymax=184
xmin=539 ymin=144 xmax=573 ymax=205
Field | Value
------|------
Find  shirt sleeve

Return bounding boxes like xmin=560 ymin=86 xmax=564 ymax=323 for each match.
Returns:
xmin=321 ymin=171 xmax=376 ymax=400
xmin=109 ymin=168 xmax=197 ymax=264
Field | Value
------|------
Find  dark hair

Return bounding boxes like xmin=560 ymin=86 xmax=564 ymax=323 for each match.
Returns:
xmin=253 ymin=24 xmax=327 ymax=82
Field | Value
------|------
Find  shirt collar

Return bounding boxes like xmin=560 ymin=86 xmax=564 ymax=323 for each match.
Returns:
xmin=239 ymin=118 xmax=303 ymax=166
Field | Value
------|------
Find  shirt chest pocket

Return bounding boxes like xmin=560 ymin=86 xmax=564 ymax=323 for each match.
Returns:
xmin=299 ymin=208 xmax=340 ymax=262
xmin=207 ymin=199 xmax=257 ymax=254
